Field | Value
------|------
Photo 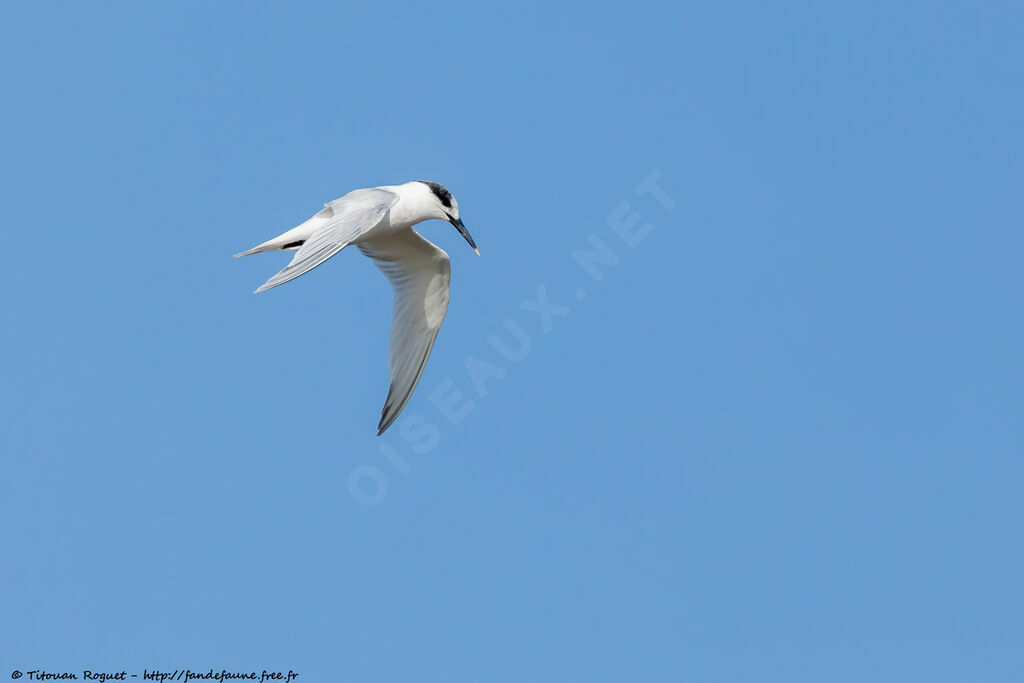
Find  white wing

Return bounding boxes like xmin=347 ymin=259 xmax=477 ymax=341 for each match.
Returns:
xmin=358 ymin=229 xmax=452 ymax=435
xmin=254 ymin=188 xmax=399 ymax=293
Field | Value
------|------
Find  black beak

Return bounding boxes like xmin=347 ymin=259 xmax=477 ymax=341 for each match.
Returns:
xmin=448 ymin=215 xmax=479 ymax=254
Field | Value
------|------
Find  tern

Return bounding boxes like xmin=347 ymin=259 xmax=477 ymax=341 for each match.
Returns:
xmin=235 ymin=181 xmax=478 ymax=435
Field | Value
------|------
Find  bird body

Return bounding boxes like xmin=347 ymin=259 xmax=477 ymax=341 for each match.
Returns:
xmin=235 ymin=181 xmax=478 ymax=435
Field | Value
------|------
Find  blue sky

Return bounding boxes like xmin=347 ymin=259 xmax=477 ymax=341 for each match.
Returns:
xmin=1 ymin=1 xmax=1022 ymax=681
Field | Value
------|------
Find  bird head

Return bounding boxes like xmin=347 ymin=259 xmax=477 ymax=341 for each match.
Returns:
xmin=416 ymin=180 xmax=479 ymax=255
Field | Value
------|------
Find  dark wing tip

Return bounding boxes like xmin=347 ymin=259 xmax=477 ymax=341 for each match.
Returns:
xmin=377 ymin=408 xmax=397 ymax=436
xmin=377 ymin=385 xmax=398 ymax=436
xmin=375 ymin=345 xmax=432 ymax=436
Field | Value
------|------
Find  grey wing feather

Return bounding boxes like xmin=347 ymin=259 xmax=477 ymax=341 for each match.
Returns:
xmin=358 ymin=229 xmax=452 ymax=435
xmin=254 ymin=188 xmax=399 ymax=293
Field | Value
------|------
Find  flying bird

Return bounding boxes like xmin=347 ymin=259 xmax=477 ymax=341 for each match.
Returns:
xmin=235 ymin=181 xmax=478 ymax=435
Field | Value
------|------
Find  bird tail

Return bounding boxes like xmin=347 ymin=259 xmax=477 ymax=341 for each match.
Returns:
xmin=233 ymin=243 xmax=272 ymax=258
xmin=233 ymin=239 xmax=287 ymax=258
xmin=233 ymin=208 xmax=332 ymax=258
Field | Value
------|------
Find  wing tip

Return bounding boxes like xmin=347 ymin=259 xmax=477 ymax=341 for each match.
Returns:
xmin=377 ymin=398 xmax=396 ymax=436
xmin=253 ymin=273 xmax=292 ymax=294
